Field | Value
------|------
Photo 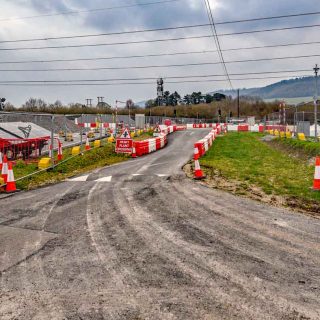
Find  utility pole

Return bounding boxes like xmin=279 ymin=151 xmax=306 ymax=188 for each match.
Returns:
xmin=97 ymin=97 xmax=104 ymax=107
xmin=314 ymin=64 xmax=319 ymax=139
xmin=237 ymin=89 xmax=240 ymax=119
xmin=86 ymin=99 xmax=93 ymax=107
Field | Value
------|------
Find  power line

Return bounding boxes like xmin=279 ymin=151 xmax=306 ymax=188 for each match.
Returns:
xmin=0 ymin=50 xmax=217 ymax=64
xmin=0 ymin=23 xmax=210 ymax=44
xmin=0 ymin=76 xmax=310 ymax=86
xmin=203 ymin=0 xmax=233 ymax=89
xmin=0 ymin=23 xmax=319 ymax=51
xmin=0 ymin=70 xmax=312 ymax=83
xmin=216 ymin=11 xmax=320 ymax=25
xmin=0 ymin=34 xmax=213 ymax=51
xmin=218 ymin=23 xmax=320 ymax=37
xmin=0 ymin=56 xmax=317 ymax=72
xmin=0 ymin=0 xmax=181 ymax=22
xmin=1 ymin=21 xmax=320 ymax=45
xmin=2 ymin=47 xmax=320 ymax=65
xmin=222 ymin=40 xmax=320 ymax=52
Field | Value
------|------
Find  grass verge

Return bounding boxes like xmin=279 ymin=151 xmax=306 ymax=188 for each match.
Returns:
xmin=11 ymin=142 xmax=129 ymax=190
xmin=188 ymin=132 xmax=320 ymax=217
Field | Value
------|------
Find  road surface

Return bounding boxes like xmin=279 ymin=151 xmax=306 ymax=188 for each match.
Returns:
xmin=0 ymin=130 xmax=319 ymax=320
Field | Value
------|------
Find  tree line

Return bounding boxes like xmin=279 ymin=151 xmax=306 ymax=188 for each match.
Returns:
xmin=2 ymin=96 xmax=311 ymax=120
xmin=145 ymin=90 xmax=227 ymax=108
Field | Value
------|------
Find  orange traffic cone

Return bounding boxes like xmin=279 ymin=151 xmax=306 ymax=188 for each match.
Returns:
xmin=0 ymin=151 xmax=3 ymax=171
xmin=132 ymin=143 xmax=137 ymax=158
xmin=313 ymin=156 xmax=320 ymax=190
xmin=6 ymin=162 xmax=17 ymax=193
xmin=1 ymin=155 xmax=8 ymax=183
xmin=194 ymin=159 xmax=205 ymax=180
xmin=57 ymin=140 xmax=63 ymax=161
xmin=85 ymin=136 xmax=91 ymax=151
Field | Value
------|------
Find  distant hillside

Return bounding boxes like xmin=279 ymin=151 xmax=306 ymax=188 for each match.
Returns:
xmin=218 ymin=76 xmax=319 ymax=100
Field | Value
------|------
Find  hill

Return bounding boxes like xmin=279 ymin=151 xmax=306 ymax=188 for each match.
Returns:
xmin=218 ymin=76 xmax=319 ymax=100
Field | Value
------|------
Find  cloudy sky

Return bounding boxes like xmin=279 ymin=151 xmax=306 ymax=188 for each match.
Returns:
xmin=0 ymin=0 xmax=319 ymax=107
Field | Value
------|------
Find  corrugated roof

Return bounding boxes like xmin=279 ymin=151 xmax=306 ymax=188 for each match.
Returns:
xmin=0 ymin=122 xmax=51 ymax=139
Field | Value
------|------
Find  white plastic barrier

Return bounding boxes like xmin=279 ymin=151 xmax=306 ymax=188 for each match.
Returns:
xmin=148 ymin=139 xmax=157 ymax=153
xmin=250 ymin=125 xmax=260 ymax=132
xmin=227 ymin=125 xmax=238 ymax=131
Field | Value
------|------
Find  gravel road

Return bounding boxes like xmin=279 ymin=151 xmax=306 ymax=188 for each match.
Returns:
xmin=0 ymin=130 xmax=319 ymax=320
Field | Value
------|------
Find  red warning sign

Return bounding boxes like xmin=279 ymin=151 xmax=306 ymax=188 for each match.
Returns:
xmin=116 ymin=128 xmax=133 ymax=154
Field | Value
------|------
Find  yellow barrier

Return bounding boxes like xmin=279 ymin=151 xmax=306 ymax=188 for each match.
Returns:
xmin=298 ymin=133 xmax=306 ymax=141
xmin=108 ymin=136 xmax=115 ymax=143
xmin=71 ymin=146 xmax=81 ymax=155
xmin=274 ymin=130 xmax=279 ymax=136
xmin=280 ymin=131 xmax=285 ymax=138
xmin=130 ymin=132 xmax=135 ymax=138
xmin=286 ymin=132 xmax=292 ymax=139
xmin=0 ymin=177 xmax=5 ymax=190
xmin=94 ymin=140 xmax=101 ymax=148
xmin=38 ymin=157 xmax=51 ymax=169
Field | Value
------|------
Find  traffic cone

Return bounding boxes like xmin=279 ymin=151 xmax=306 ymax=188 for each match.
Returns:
xmin=132 ymin=143 xmax=137 ymax=158
xmin=313 ymin=156 xmax=320 ymax=190
xmin=57 ymin=140 xmax=63 ymax=161
xmin=0 ymin=152 xmax=3 ymax=171
xmin=1 ymin=155 xmax=8 ymax=183
xmin=6 ymin=162 xmax=17 ymax=193
xmin=85 ymin=136 xmax=91 ymax=151
xmin=194 ymin=159 xmax=205 ymax=180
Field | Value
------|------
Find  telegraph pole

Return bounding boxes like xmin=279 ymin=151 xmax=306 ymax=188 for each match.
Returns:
xmin=237 ymin=89 xmax=240 ymax=119
xmin=314 ymin=64 xmax=319 ymax=139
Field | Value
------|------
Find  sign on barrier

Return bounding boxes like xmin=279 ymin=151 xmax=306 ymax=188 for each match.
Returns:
xmin=116 ymin=128 xmax=133 ymax=154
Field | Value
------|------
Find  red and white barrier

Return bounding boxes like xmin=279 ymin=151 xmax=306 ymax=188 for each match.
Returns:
xmin=192 ymin=129 xmax=217 ymax=179
xmin=134 ymin=134 xmax=168 ymax=157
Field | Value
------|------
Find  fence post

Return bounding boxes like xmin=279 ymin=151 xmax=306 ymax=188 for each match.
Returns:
xmin=80 ymin=113 xmax=83 ymax=152
xmin=50 ymin=115 xmax=55 ymax=167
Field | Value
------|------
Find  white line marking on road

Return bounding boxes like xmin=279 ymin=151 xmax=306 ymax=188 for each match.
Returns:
xmin=157 ymin=174 xmax=169 ymax=177
xmin=95 ymin=176 xmax=112 ymax=182
xmin=190 ymin=132 xmax=194 ymax=135
xmin=68 ymin=175 xmax=89 ymax=182
xmin=149 ymin=162 xmax=169 ymax=167
xmin=132 ymin=174 xmax=143 ymax=176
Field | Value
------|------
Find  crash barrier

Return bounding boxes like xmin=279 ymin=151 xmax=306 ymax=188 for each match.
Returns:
xmin=298 ymin=133 xmax=306 ymax=141
xmin=134 ymin=134 xmax=168 ymax=157
xmin=227 ymin=124 xmax=264 ymax=132
xmin=193 ymin=129 xmax=218 ymax=179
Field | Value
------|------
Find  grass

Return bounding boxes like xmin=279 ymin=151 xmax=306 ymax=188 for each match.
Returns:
xmin=133 ymin=132 xmax=154 ymax=141
xmin=271 ymin=138 xmax=320 ymax=158
xmin=199 ymin=132 xmax=320 ymax=212
xmin=11 ymin=141 xmax=129 ymax=190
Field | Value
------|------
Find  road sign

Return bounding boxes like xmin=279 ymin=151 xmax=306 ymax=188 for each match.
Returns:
xmin=116 ymin=128 xmax=133 ymax=153
xmin=119 ymin=128 xmax=131 ymax=139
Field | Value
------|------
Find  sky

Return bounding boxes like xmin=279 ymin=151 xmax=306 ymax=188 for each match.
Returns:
xmin=0 ymin=0 xmax=319 ymax=107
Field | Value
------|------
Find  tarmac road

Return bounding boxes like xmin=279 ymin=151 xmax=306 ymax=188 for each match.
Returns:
xmin=0 ymin=130 xmax=319 ymax=320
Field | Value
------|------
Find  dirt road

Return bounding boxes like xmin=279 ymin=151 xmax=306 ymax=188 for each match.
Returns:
xmin=0 ymin=130 xmax=319 ymax=319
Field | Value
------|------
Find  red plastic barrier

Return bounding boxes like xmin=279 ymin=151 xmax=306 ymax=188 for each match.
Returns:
xmin=156 ymin=137 xmax=161 ymax=150
xmin=194 ymin=142 xmax=205 ymax=157
xmin=238 ymin=124 xmax=249 ymax=132
xmin=135 ymin=135 xmax=168 ymax=157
